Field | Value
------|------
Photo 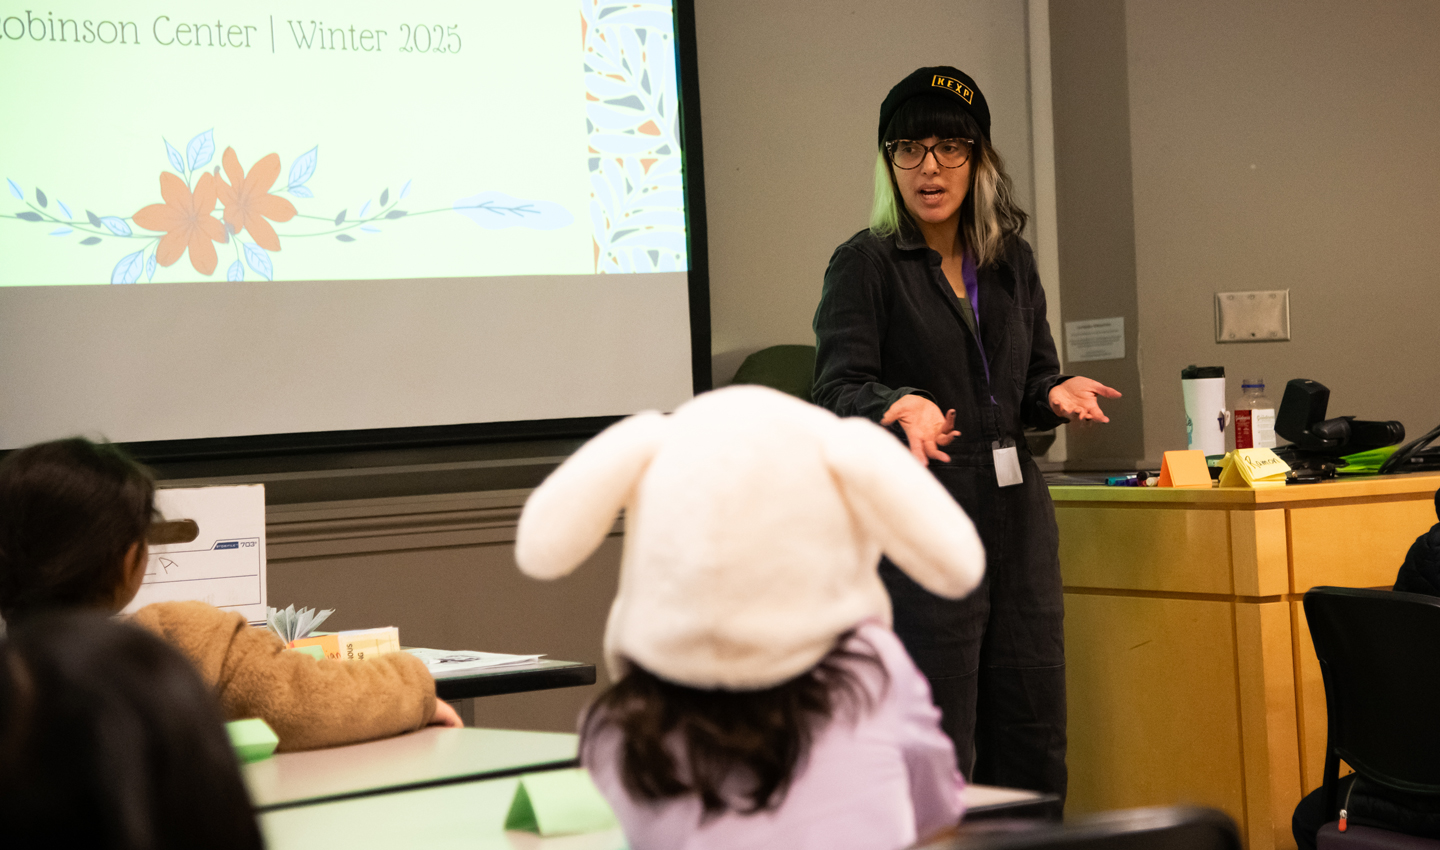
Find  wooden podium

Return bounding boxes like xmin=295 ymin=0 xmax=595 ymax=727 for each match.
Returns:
xmin=1052 ymin=473 xmax=1440 ymax=850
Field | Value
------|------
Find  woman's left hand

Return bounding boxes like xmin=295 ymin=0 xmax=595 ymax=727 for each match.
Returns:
xmin=1049 ymin=377 xmax=1122 ymax=423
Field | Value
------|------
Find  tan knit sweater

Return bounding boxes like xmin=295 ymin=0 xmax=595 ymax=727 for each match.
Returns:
xmin=130 ymin=600 xmax=437 ymax=752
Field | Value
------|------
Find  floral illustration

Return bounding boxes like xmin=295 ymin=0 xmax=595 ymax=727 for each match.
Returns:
xmin=5 ymin=129 xmax=575 ymax=284
xmin=216 ymin=148 xmax=296 ymax=252
xmin=132 ymin=172 xmax=227 ymax=275
xmin=583 ymin=0 xmax=689 ymax=274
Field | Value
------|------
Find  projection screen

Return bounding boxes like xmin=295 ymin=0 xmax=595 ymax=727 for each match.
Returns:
xmin=0 ymin=0 xmax=708 ymax=454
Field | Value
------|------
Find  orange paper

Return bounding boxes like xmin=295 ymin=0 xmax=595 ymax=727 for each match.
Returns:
xmin=288 ymin=633 xmax=340 ymax=660
xmin=1156 ymin=450 xmax=1213 ymax=488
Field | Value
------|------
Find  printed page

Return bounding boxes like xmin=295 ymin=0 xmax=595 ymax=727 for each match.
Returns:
xmin=123 ymin=484 xmax=267 ymax=622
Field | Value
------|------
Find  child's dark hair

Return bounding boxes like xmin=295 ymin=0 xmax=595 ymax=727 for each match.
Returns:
xmin=0 ymin=610 xmax=263 ymax=850
xmin=581 ymin=632 xmax=886 ymax=817
xmin=0 ymin=438 xmax=155 ymax=619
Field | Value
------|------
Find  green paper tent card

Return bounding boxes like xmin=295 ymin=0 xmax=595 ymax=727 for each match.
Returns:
xmin=1218 ymin=448 xmax=1291 ymax=488
xmin=226 ymin=718 xmax=279 ymax=763
xmin=504 ymin=768 xmax=619 ymax=836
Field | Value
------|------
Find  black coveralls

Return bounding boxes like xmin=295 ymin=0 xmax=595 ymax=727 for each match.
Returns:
xmin=813 ymin=228 xmax=1070 ymax=810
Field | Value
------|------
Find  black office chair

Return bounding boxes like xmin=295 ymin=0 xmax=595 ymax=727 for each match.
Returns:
xmin=730 ymin=344 xmax=816 ymax=403
xmin=1303 ymin=587 xmax=1440 ymax=840
xmin=917 ymin=806 xmax=1241 ymax=850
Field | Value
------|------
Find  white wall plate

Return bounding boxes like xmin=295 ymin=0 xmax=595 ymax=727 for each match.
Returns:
xmin=1215 ymin=290 xmax=1290 ymax=343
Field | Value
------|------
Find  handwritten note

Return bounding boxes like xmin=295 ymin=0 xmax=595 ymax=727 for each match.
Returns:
xmin=1219 ymin=448 xmax=1291 ymax=489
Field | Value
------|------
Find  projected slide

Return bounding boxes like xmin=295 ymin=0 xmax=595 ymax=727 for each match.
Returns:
xmin=0 ymin=0 xmax=687 ymax=286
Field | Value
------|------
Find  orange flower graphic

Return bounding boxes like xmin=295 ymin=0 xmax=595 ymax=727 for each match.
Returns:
xmin=216 ymin=148 xmax=297 ymax=251
xmin=132 ymin=172 xmax=227 ymax=275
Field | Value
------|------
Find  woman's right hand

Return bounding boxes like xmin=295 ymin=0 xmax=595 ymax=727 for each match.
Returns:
xmin=880 ymin=394 xmax=960 ymax=467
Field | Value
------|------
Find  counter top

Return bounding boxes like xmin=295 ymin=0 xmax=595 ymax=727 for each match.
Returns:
xmin=1048 ymin=471 xmax=1440 ymax=506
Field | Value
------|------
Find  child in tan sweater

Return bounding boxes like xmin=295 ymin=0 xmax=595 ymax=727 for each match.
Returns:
xmin=0 ymin=438 xmax=460 ymax=751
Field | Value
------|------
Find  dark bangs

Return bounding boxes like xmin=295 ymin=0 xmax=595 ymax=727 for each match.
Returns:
xmin=882 ymin=94 xmax=982 ymax=144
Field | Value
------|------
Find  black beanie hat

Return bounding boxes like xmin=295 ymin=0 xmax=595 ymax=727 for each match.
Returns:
xmin=878 ymin=66 xmax=990 ymax=148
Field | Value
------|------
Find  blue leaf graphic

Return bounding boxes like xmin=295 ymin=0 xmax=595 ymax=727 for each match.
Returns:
xmin=360 ymin=225 xmax=381 ymax=233
xmin=146 ymin=253 xmax=156 ymax=280
xmin=289 ymin=185 xmax=314 ymax=199
xmin=186 ymin=129 xmax=215 ymax=171
xmin=49 ymin=227 xmax=73 ymax=236
xmin=399 ymin=179 xmax=412 ymax=200
xmin=80 ymin=236 xmax=101 ymax=246
xmin=58 ymin=200 xmax=72 ymax=219
xmin=100 ymin=217 xmax=132 ymax=237
xmin=227 ymin=260 xmax=244 ymax=282
xmin=358 ymin=200 xmax=370 ymax=217
xmin=242 ymin=242 xmax=273 ymax=280
xmin=164 ymin=138 xmax=185 ymax=173
xmin=35 ymin=188 xmax=47 ymax=208
xmin=288 ymin=146 xmax=318 ymax=189
xmin=5 ymin=178 xmax=20 ymax=200
xmin=111 ymin=250 xmax=144 ymax=284
xmin=16 ymin=212 xmax=42 ymax=222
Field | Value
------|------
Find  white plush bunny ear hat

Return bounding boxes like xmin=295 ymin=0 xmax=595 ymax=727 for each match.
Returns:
xmin=515 ymin=385 xmax=985 ymax=690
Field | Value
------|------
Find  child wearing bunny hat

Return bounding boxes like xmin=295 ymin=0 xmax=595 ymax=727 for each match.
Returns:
xmin=515 ymin=385 xmax=986 ymax=849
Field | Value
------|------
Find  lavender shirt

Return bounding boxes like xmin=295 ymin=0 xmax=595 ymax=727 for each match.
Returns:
xmin=584 ymin=623 xmax=966 ymax=850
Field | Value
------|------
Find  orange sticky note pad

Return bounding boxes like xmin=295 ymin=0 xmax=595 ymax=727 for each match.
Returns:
xmin=1156 ymin=450 xmax=1212 ymax=488
xmin=288 ymin=633 xmax=340 ymax=660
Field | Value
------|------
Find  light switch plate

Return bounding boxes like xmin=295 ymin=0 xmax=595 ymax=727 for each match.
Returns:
xmin=1215 ymin=290 xmax=1290 ymax=343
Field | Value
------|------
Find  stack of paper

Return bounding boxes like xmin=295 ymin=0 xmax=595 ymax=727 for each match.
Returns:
xmin=405 ymin=648 xmax=545 ymax=678
xmin=290 ymin=627 xmax=402 ymax=661
xmin=266 ymin=605 xmax=334 ymax=643
xmin=1218 ymin=448 xmax=1291 ymax=488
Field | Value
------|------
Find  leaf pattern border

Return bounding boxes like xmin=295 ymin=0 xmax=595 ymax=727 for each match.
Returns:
xmin=583 ymin=0 xmax=688 ymax=275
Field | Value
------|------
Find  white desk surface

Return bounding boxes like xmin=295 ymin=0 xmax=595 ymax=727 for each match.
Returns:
xmin=258 ymin=763 xmax=1040 ymax=850
xmin=963 ymin=783 xmax=1046 ymax=811
xmin=261 ymin=772 xmax=625 ymax=850
xmin=244 ymin=727 xmax=579 ymax=811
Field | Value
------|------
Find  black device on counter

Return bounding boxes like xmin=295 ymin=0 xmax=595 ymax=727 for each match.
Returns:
xmin=1378 ymin=423 xmax=1440 ymax=474
xmin=1275 ymin=379 xmax=1405 ymax=455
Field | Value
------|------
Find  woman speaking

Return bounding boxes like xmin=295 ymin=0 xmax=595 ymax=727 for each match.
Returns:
xmin=812 ymin=66 xmax=1118 ymax=813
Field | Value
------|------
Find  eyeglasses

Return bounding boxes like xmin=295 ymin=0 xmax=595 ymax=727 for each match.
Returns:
xmin=884 ymin=138 xmax=975 ymax=170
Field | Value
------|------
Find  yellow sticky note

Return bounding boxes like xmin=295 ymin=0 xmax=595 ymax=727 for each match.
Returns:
xmin=1219 ymin=448 xmax=1290 ymax=488
xmin=1156 ymin=450 xmax=1212 ymax=488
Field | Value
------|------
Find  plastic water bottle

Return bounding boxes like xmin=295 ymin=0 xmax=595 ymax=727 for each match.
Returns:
xmin=1234 ymin=378 xmax=1276 ymax=449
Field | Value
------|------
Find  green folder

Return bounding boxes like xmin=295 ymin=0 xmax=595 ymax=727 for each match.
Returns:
xmin=504 ymin=768 xmax=619 ymax=836
xmin=226 ymin=717 xmax=279 ymax=763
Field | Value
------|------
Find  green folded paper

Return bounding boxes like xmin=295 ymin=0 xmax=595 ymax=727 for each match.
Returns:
xmin=1337 ymin=445 xmax=1399 ymax=475
xmin=504 ymin=768 xmax=619 ymax=836
xmin=226 ymin=717 xmax=279 ymax=763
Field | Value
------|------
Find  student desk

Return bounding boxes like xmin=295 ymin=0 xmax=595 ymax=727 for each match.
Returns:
xmin=1052 ymin=473 xmax=1440 ymax=850
xmin=260 ymin=771 xmax=624 ymax=850
xmin=434 ymin=659 xmax=597 ymax=701
xmin=259 ymin=767 xmax=1046 ymax=850
xmin=244 ymin=727 xmax=578 ymax=811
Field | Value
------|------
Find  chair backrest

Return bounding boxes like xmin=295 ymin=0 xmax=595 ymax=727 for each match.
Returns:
xmin=1304 ymin=587 xmax=1440 ymax=795
xmin=929 ymin=806 xmax=1241 ymax=850
xmin=730 ymin=345 xmax=817 ymax=404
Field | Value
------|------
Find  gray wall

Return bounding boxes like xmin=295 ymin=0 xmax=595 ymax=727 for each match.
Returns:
xmin=1048 ymin=0 xmax=1145 ymax=468
xmin=1052 ymin=0 xmax=1440 ymax=466
xmin=696 ymin=0 xmax=1041 ymax=386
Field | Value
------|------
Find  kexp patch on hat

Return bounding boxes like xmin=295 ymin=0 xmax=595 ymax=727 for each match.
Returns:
xmin=878 ymin=65 xmax=991 ymax=146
